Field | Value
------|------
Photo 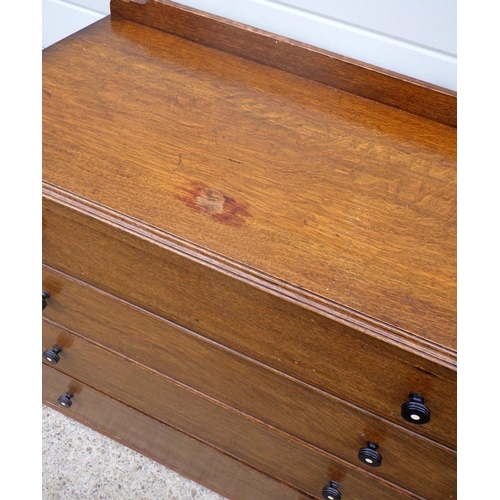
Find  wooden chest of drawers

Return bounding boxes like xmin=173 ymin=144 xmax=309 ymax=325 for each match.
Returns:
xmin=42 ymin=2 xmax=456 ymax=498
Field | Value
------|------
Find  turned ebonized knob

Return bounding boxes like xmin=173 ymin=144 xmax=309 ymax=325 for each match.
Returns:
xmin=57 ymin=392 xmax=74 ymax=408
xmin=43 ymin=345 xmax=62 ymax=365
xmin=42 ymin=291 xmax=50 ymax=311
xmin=322 ymin=481 xmax=342 ymax=500
xmin=401 ymin=393 xmax=431 ymax=424
xmin=358 ymin=442 xmax=382 ymax=467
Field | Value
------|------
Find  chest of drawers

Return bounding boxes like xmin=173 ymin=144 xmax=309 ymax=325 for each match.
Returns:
xmin=42 ymin=2 xmax=457 ymax=498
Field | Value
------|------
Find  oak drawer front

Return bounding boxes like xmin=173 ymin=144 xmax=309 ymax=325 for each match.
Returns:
xmin=42 ymin=263 xmax=456 ymax=495
xmin=42 ymin=320 xmax=455 ymax=499
xmin=42 ymin=364 xmax=313 ymax=500
xmin=42 ymin=196 xmax=457 ymax=450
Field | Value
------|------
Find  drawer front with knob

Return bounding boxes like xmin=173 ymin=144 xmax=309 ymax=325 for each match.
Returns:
xmin=43 ymin=364 xmax=315 ymax=500
xmin=42 ymin=318 xmax=456 ymax=499
xmin=42 ymin=265 xmax=456 ymax=495
xmin=42 ymin=198 xmax=457 ymax=449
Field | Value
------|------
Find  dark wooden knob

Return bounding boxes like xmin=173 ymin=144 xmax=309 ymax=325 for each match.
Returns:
xmin=322 ymin=481 xmax=342 ymax=500
xmin=43 ymin=345 xmax=62 ymax=365
xmin=57 ymin=392 xmax=74 ymax=408
xmin=42 ymin=291 xmax=50 ymax=311
xmin=358 ymin=442 xmax=382 ymax=467
xmin=401 ymin=393 xmax=431 ymax=424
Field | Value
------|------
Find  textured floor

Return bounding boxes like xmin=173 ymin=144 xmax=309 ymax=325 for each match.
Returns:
xmin=42 ymin=405 xmax=228 ymax=500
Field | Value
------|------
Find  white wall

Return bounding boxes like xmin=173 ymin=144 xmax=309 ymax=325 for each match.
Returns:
xmin=42 ymin=0 xmax=109 ymax=49
xmin=43 ymin=0 xmax=456 ymax=91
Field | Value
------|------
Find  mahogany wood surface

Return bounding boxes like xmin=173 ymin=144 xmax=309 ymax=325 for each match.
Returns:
xmin=42 ymin=198 xmax=457 ymax=451
xmin=42 ymin=17 xmax=456 ymax=357
xmin=42 ymin=264 xmax=456 ymax=450
xmin=42 ymin=322 xmax=455 ymax=499
xmin=110 ymin=0 xmax=456 ymax=127
xmin=43 ymin=364 xmax=314 ymax=500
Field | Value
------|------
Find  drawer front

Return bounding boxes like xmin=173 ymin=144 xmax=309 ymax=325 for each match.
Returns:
xmin=42 ymin=264 xmax=456 ymax=497
xmin=42 ymin=195 xmax=457 ymax=450
xmin=43 ymin=320 xmax=455 ymax=499
xmin=42 ymin=364 xmax=312 ymax=500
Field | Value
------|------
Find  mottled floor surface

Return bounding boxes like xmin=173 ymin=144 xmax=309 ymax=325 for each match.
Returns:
xmin=42 ymin=405 xmax=227 ymax=499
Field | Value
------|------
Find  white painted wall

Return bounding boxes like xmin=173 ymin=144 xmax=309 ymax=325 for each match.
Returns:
xmin=42 ymin=0 xmax=109 ymax=49
xmin=42 ymin=0 xmax=456 ymax=90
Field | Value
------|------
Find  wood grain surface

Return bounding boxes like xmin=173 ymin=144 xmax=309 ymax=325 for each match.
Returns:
xmin=43 ymin=365 xmax=315 ymax=500
xmin=110 ymin=0 xmax=457 ymax=127
xmin=42 ymin=17 xmax=457 ymax=355
xmin=42 ymin=323 xmax=455 ymax=499
xmin=43 ymin=15 xmax=457 ymax=499
xmin=42 ymin=199 xmax=456 ymax=447
xmin=42 ymin=264 xmax=456 ymax=450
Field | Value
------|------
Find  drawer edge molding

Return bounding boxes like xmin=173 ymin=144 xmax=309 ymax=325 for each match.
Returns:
xmin=42 ymin=181 xmax=456 ymax=370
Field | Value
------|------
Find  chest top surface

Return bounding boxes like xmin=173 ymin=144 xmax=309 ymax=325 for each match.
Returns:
xmin=42 ymin=16 xmax=457 ymax=362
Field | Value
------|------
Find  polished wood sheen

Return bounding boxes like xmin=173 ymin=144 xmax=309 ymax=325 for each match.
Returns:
xmin=111 ymin=0 xmax=456 ymax=127
xmin=42 ymin=321 xmax=455 ymax=499
xmin=42 ymin=264 xmax=456 ymax=450
xmin=42 ymin=18 xmax=456 ymax=355
xmin=43 ymin=10 xmax=457 ymax=500
xmin=42 ymin=365 xmax=314 ymax=500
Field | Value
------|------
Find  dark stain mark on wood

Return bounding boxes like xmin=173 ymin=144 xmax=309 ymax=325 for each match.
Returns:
xmin=177 ymin=181 xmax=250 ymax=227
